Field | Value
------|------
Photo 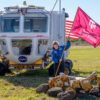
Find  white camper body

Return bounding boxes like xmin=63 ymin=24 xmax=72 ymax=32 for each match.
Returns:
xmin=0 ymin=5 xmax=65 ymax=64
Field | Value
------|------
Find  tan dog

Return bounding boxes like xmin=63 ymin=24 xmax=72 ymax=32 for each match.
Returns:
xmin=48 ymin=74 xmax=70 ymax=88
xmin=70 ymin=80 xmax=81 ymax=89
xmin=48 ymin=76 xmax=63 ymax=88
xmin=96 ymin=77 xmax=100 ymax=87
xmin=80 ymin=79 xmax=93 ymax=92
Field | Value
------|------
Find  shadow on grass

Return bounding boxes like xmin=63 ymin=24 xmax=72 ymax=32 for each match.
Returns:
xmin=72 ymin=69 xmax=100 ymax=77
xmin=1 ymin=69 xmax=100 ymax=88
xmin=1 ymin=69 xmax=49 ymax=88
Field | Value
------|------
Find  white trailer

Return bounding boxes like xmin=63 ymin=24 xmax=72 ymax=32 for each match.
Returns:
xmin=0 ymin=3 xmax=67 ymax=69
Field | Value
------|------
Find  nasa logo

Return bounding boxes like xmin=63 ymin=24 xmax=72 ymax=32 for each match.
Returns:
xmin=18 ymin=56 xmax=27 ymax=62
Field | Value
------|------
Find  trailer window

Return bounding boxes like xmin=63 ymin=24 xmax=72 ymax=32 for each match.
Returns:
xmin=12 ymin=39 xmax=32 ymax=55
xmin=0 ymin=17 xmax=20 ymax=32
xmin=0 ymin=16 xmax=3 ymax=32
xmin=0 ymin=39 xmax=9 ymax=55
xmin=38 ymin=39 xmax=48 ymax=55
xmin=24 ymin=17 xmax=47 ymax=33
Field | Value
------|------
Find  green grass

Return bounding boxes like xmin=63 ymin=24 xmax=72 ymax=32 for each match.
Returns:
xmin=69 ymin=47 xmax=100 ymax=76
xmin=0 ymin=47 xmax=100 ymax=100
xmin=0 ymin=70 xmax=52 ymax=100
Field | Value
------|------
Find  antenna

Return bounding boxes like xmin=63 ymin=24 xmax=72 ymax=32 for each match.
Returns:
xmin=23 ymin=1 xmax=27 ymax=6
xmin=59 ymin=0 xmax=61 ymax=13
xmin=58 ymin=0 xmax=61 ymax=41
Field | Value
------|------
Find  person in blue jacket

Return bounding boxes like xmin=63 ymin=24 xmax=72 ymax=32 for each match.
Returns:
xmin=48 ymin=40 xmax=71 ymax=77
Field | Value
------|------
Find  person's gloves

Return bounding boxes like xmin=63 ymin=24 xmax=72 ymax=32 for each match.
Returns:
xmin=66 ymin=40 xmax=71 ymax=50
xmin=59 ymin=59 xmax=62 ymax=62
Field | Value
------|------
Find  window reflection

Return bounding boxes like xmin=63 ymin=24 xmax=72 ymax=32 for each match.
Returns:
xmin=0 ymin=39 xmax=9 ymax=55
xmin=24 ymin=17 xmax=47 ymax=33
xmin=0 ymin=17 xmax=19 ymax=32
xmin=38 ymin=39 xmax=48 ymax=55
xmin=12 ymin=39 xmax=32 ymax=55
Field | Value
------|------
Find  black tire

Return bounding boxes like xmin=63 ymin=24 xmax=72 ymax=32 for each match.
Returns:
xmin=65 ymin=59 xmax=73 ymax=69
xmin=64 ymin=67 xmax=70 ymax=75
xmin=2 ymin=60 xmax=11 ymax=74
xmin=0 ymin=63 xmax=6 ymax=76
xmin=64 ymin=59 xmax=73 ymax=75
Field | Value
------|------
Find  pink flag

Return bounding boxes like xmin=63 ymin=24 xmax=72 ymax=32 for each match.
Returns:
xmin=72 ymin=7 xmax=100 ymax=47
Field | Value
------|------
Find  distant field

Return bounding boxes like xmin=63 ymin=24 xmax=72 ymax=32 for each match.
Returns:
xmin=69 ymin=46 xmax=100 ymax=76
xmin=0 ymin=47 xmax=100 ymax=100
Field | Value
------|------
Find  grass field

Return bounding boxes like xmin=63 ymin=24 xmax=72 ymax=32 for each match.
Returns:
xmin=0 ymin=47 xmax=100 ymax=100
xmin=69 ymin=46 xmax=100 ymax=76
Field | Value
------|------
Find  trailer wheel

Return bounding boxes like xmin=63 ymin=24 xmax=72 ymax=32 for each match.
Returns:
xmin=64 ymin=67 xmax=70 ymax=75
xmin=64 ymin=59 xmax=73 ymax=75
xmin=65 ymin=59 xmax=73 ymax=69
xmin=0 ymin=63 xmax=6 ymax=75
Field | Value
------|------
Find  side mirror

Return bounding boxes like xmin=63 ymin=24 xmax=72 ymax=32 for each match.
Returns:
xmin=65 ymin=12 xmax=69 ymax=18
xmin=62 ymin=8 xmax=69 ymax=18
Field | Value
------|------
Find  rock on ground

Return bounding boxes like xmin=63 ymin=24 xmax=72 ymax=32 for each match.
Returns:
xmin=47 ymin=87 xmax=63 ymax=97
xmin=58 ymin=90 xmax=76 ymax=100
xmin=36 ymin=83 xmax=49 ymax=93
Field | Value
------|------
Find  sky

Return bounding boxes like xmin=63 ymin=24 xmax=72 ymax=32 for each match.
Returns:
xmin=0 ymin=0 xmax=100 ymax=24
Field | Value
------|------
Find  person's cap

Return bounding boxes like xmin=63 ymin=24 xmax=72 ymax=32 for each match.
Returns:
xmin=52 ymin=41 xmax=59 ymax=45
